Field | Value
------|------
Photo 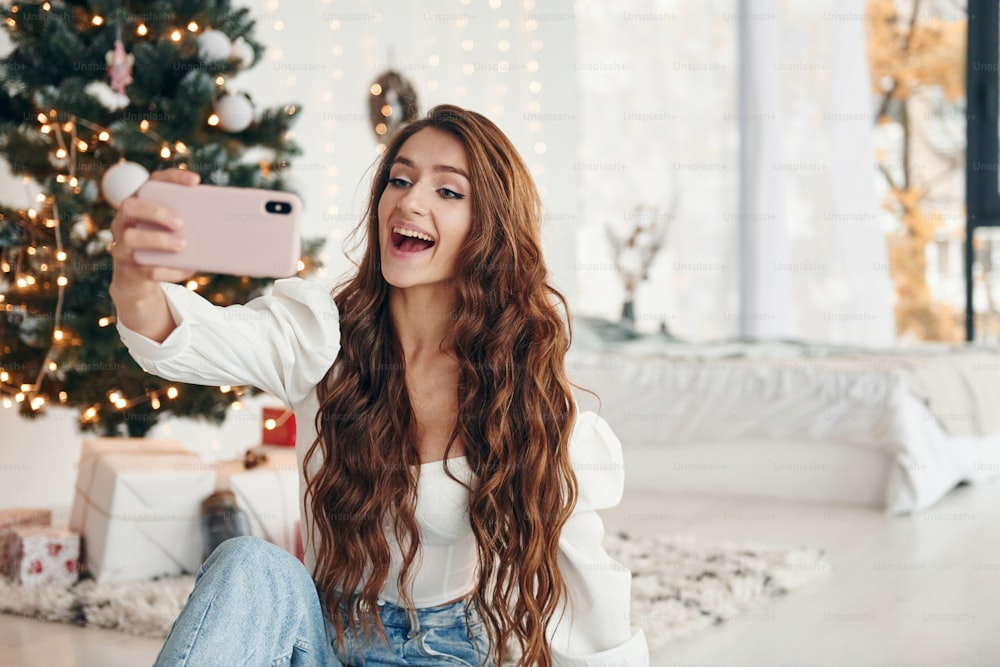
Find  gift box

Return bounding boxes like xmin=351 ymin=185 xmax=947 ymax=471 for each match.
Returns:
xmin=69 ymin=438 xmax=216 ymax=583
xmin=0 ymin=508 xmax=52 ymax=532
xmin=261 ymin=407 xmax=296 ymax=447
xmin=0 ymin=508 xmax=54 ymax=579
xmin=0 ymin=526 xmax=80 ymax=586
xmin=216 ymin=449 xmax=300 ymax=555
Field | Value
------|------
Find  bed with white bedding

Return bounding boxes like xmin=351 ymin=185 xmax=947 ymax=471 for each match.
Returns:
xmin=566 ymin=324 xmax=1000 ymax=513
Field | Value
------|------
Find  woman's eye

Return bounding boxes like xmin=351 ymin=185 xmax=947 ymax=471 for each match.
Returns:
xmin=438 ymin=188 xmax=465 ymax=200
xmin=388 ymin=177 xmax=410 ymax=188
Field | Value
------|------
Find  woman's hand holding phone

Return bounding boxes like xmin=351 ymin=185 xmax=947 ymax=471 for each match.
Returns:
xmin=108 ymin=168 xmax=302 ymax=340
xmin=108 ymin=168 xmax=198 ymax=342
xmin=109 ymin=168 xmax=199 ymax=299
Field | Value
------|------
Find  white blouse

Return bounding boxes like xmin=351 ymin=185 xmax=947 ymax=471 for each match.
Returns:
xmin=117 ymin=278 xmax=650 ymax=666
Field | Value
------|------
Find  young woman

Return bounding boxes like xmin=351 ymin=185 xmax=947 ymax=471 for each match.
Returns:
xmin=111 ymin=105 xmax=649 ymax=666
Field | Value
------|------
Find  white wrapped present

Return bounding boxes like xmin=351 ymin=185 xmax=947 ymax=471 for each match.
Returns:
xmin=215 ymin=449 xmax=300 ymax=555
xmin=69 ymin=438 xmax=216 ymax=583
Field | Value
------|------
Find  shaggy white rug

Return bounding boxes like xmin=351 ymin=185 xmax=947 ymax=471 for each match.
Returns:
xmin=605 ymin=532 xmax=831 ymax=650
xmin=0 ymin=532 xmax=830 ymax=650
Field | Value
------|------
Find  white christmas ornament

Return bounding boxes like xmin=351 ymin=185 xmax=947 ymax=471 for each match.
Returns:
xmin=230 ymin=37 xmax=254 ymax=68
xmin=70 ymin=219 xmax=89 ymax=243
xmin=214 ymin=94 xmax=254 ymax=132
xmin=84 ymin=80 xmax=129 ymax=112
xmin=70 ymin=215 xmax=94 ymax=243
xmin=198 ymin=29 xmax=231 ymax=61
xmin=87 ymin=229 xmax=115 ymax=256
xmin=101 ymin=161 xmax=149 ymax=208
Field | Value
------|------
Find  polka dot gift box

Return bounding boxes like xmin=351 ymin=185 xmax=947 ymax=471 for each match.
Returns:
xmin=0 ymin=526 xmax=80 ymax=587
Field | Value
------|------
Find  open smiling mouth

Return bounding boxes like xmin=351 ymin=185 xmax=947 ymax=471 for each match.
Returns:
xmin=391 ymin=226 xmax=436 ymax=253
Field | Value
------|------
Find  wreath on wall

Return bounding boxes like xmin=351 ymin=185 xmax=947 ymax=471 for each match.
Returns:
xmin=368 ymin=69 xmax=419 ymax=143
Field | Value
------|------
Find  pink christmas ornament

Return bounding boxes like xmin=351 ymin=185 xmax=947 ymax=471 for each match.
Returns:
xmin=106 ymin=38 xmax=134 ymax=97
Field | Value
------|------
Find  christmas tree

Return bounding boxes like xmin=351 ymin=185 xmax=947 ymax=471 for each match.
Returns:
xmin=0 ymin=0 xmax=321 ymax=436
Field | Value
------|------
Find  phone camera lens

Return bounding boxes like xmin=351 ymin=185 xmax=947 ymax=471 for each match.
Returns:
xmin=266 ymin=201 xmax=292 ymax=215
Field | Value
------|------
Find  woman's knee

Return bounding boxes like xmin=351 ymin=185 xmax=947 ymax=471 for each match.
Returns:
xmin=200 ymin=536 xmax=312 ymax=589
xmin=208 ymin=535 xmax=286 ymax=564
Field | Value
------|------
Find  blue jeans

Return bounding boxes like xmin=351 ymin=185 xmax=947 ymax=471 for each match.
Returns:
xmin=154 ymin=536 xmax=492 ymax=666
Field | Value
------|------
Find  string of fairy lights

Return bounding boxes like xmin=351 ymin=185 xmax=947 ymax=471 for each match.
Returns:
xmin=0 ymin=3 xmax=269 ymax=423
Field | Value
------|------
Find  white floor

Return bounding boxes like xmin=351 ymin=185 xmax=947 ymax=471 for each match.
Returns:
xmin=3 ymin=480 xmax=1000 ymax=667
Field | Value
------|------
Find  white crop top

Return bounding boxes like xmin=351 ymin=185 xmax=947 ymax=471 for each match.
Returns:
xmin=378 ymin=456 xmax=478 ymax=606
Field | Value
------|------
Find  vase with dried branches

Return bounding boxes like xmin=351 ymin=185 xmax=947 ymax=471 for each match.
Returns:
xmin=605 ymin=202 xmax=674 ymax=330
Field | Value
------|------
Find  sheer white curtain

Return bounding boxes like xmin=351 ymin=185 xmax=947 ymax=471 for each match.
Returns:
xmin=575 ymin=0 xmax=896 ymax=344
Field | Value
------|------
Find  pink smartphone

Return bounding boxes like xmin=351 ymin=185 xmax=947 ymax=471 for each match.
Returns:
xmin=132 ymin=181 xmax=303 ymax=278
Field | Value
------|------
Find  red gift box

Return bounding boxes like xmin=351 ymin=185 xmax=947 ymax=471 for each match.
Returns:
xmin=0 ymin=525 xmax=80 ymax=586
xmin=262 ymin=407 xmax=296 ymax=447
xmin=0 ymin=508 xmax=52 ymax=532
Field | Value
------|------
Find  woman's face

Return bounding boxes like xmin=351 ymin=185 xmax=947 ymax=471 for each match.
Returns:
xmin=378 ymin=127 xmax=473 ymax=290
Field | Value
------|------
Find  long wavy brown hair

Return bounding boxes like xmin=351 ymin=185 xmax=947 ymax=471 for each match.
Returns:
xmin=303 ymin=105 xmax=579 ymax=666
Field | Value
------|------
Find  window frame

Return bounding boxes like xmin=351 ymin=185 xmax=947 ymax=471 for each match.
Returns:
xmin=965 ymin=3 xmax=1000 ymax=340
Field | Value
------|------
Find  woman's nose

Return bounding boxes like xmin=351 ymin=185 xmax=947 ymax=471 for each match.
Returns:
xmin=398 ymin=184 xmax=428 ymax=214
